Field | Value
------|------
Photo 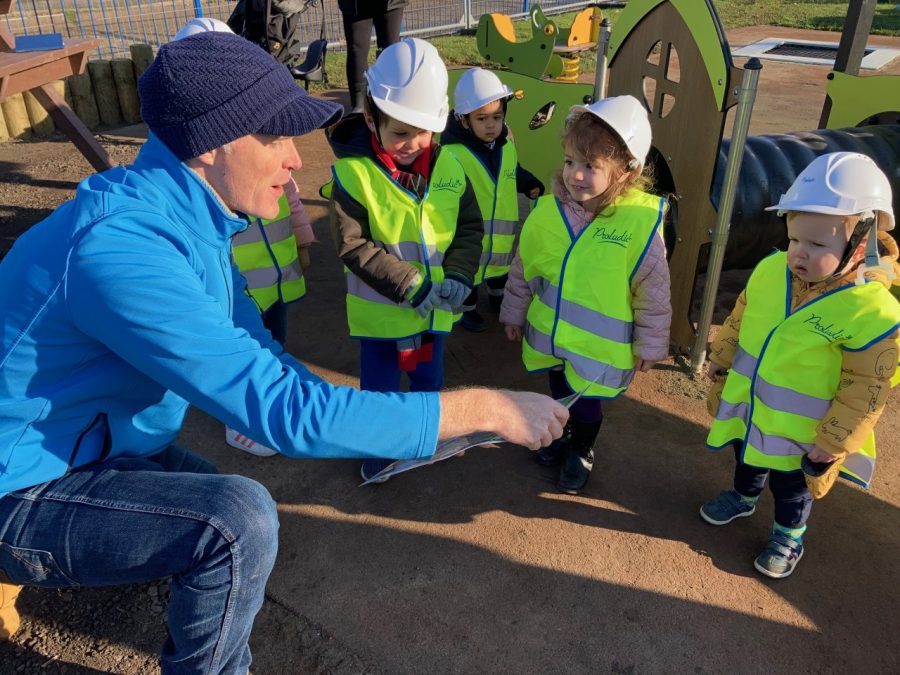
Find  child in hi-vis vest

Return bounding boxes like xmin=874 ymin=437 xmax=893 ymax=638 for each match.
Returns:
xmin=441 ymin=67 xmax=544 ymax=332
xmin=501 ymin=96 xmax=671 ymax=495
xmin=173 ymin=18 xmax=317 ymax=458
xmin=226 ymin=177 xmax=314 ymax=456
xmin=326 ymin=38 xmax=482 ymax=482
xmin=702 ymin=152 xmax=900 ymax=579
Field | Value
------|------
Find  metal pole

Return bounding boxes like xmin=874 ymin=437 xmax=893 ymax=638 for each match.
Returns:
xmin=690 ymin=57 xmax=762 ymax=374
xmin=592 ymin=18 xmax=611 ymax=102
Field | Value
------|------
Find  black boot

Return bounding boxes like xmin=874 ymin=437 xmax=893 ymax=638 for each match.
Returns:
xmin=488 ymin=292 xmax=503 ymax=314
xmin=558 ymin=420 xmax=602 ymax=494
xmin=536 ymin=421 xmax=572 ymax=466
xmin=460 ymin=308 xmax=486 ymax=332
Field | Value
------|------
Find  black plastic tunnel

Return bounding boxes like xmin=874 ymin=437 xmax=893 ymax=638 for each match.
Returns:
xmin=707 ymin=124 xmax=900 ymax=270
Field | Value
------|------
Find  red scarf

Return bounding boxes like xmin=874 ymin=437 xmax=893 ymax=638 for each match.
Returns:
xmin=370 ymin=132 xmax=433 ymax=192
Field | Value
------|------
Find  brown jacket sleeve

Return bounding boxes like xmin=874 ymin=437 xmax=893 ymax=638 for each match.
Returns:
xmin=329 ymin=180 xmax=421 ymax=304
xmin=705 ymin=290 xmax=747 ymax=416
xmin=441 ymin=177 xmax=483 ymax=286
xmin=815 ymin=330 xmax=899 ymax=458
xmin=709 ymin=290 xmax=747 ymax=370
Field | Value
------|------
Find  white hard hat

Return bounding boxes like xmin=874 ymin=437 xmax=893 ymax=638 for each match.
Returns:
xmin=569 ymin=95 xmax=652 ymax=167
xmin=365 ymin=37 xmax=449 ymax=133
xmin=173 ymin=17 xmax=233 ymax=41
xmin=766 ymin=152 xmax=894 ymax=231
xmin=454 ymin=67 xmax=514 ymax=115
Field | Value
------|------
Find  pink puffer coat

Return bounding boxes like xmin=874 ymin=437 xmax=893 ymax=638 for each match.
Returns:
xmin=500 ymin=187 xmax=671 ymax=362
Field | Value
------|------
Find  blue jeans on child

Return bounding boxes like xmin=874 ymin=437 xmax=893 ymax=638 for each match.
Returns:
xmin=731 ymin=443 xmax=812 ymax=527
xmin=0 ymin=445 xmax=278 ymax=674
xmin=358 ymin=334 xmax=446 ymax=393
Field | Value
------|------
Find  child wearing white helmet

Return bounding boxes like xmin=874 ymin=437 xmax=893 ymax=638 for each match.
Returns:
xmin=173 ymin=18 xmax=317 ymax=458
xmin=325 ymin=38 xmax=483 ymax=482
xmin=501 ymin=95 xmax=672 ymax=495
xmin=442 ymin=67 xmax=545 ymax=332
xmin=702 ymin=151 xmax=900 ymax=579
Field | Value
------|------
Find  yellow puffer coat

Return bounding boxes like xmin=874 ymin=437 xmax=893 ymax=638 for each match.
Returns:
xmin=707 ymin=231 xmax=899 ymax=461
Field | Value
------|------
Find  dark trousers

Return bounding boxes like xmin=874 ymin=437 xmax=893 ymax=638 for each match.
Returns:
xmin=261 ymin=300 xmax=288 ymax=346
xmin=548 ymin=368 xmax=603 ymax=424
xmin=341 ymin=5 xmax=404 ymax=109
xmin=732 ymin=444 xmax=812 ymax=527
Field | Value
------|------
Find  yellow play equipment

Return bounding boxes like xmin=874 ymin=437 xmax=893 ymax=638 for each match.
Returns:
xmin=476 ymin=4 xmax=602 ymax=82
xmin=554 ymin=6 xmax=601 ymax=82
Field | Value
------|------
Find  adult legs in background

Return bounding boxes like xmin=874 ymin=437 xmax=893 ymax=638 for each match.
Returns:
xmin=340 ymin=2 xmax=404 ymax=112
xmin=0 ymin=446 xmax=279 ymax=673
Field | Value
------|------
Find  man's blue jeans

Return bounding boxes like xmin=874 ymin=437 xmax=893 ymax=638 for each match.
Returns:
xmin=0 ymin=445 xmax=279 ymax=674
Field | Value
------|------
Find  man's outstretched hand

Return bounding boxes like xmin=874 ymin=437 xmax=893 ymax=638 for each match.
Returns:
xmin=438 ymin=388 xmax=569 ymax=450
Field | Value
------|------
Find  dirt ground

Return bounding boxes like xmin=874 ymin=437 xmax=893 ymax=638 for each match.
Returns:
xmin=1 ymin=25 xmax=899 ymax=675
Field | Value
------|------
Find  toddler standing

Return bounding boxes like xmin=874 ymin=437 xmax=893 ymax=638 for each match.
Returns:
xmin=702 ymin=152 xmax=899 ymax=579
xmin=501 ymin=96 xmax=671 ymax=494
xmin=441 ymin=67 xmax=544 ymax=332
xmin=326 ymin=38 xmax=482 ymax=482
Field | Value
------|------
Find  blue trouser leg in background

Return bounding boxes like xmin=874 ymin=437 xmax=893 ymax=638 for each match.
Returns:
xmin=358 ymin=334 xmax=445 ymax=394
xmin=732 ymin=443 xmax=812 ymax=527
xmin=261 ymin=300 xmax=288 ymax=347
xmin=0 ymin=445 xmax=279 ymax=675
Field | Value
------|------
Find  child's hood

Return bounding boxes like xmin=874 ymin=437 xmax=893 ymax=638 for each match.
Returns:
xmin=441 ymin=110 xmax=509 ymax=149
xmin=325 ymin=113 xmax=376 ymax=161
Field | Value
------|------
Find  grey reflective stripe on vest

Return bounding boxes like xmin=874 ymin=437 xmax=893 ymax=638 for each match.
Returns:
xmin=481 ymin=250 xmax=514 ymax=268
xmin=373 ymin=239 xmax=444 ymax=267
xmin=532 ymin=276 xmax=633 ymax=344
xmin=346 ymin=273 xmax=409 ymax=307
xmin=490 ymin=218 xmax=517 ymax=236
xmin=843 ymin=452 xmax=874 ymax=482
xmin=715 ymin=399 xmax=750 ymax=423
xmin=242 ymin=263 xmax=302 ymax=290
xmin=755 ymin=375 xmax=831 ymax=420
xmin=715 ymin=346 xmax=831 ymax=424
xmin=236 ymin=216 xmax=292 ymax=245
xmin=747 ymin=424 xmax=816 ymax=457
xmin=732 ymin=346 xmax=756 ymax=379
xmin=525 ymin=324 xmax=635 ymax=390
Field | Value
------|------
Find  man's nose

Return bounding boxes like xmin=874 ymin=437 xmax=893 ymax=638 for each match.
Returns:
xmin=285 ymin=143 xmax=302 ymax=170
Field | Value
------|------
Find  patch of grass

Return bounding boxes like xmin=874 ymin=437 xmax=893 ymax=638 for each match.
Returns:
xmin=309 ymin=1 xmax=899 ymax=92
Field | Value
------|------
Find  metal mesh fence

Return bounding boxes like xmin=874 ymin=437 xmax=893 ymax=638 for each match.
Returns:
xmin=2 ymin=0 xmax=593 ymax=60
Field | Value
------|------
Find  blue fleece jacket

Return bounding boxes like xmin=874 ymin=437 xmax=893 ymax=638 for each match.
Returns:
xmin=0 ymin=133 xmax=439 ymax=496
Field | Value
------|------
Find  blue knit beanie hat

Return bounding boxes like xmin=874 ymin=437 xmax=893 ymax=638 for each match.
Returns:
xmin=138 ymin=32 xmax=343 ymax=160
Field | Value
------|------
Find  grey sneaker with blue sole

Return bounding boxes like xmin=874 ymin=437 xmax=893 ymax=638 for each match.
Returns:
xmin=754 ymin=532 xmax=804 ymax=579
xmin=699 ymin=489 xmax=756 ymax=525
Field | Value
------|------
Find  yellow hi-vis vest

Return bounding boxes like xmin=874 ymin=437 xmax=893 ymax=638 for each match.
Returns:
xmin=707 ymin=251 xmax=900 ymax=488
xmin=332 ymin=151 xmax=466 ymax=339
xmin=446 ymin=142 xmax=519 ymax=283
xmin=519 ymin=190 xmax=667 ymax=398
xmin=232 ymin=195 xmax=306 ymax=312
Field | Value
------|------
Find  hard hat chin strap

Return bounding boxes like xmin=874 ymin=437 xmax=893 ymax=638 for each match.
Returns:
xmin=835 ymin=216 xmax=874 ymax=278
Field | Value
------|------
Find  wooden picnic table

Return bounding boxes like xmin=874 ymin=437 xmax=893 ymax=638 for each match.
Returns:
xmin=0 ymin=0 xmax=113 ymax=171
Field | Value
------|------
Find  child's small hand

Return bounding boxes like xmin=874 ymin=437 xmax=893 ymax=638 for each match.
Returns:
xmin=505 ymin=325 xmax=523 ymax=342
xmin=297 ymin=246 xmax=311 ymax=271
xmin=527 ymin=187 xmax=541 ymax=199
xmin=807 ymin=447 xmax=838 ymax=464
xmin=706 ymin=362 xmax=727 ymax=382
xmin=635 ymin=358 xmax=657 ymax=372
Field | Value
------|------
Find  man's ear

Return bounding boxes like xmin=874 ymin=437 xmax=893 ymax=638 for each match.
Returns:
xmin=363 ymin=112 xmax=377 ymax=134
xmin=186 ymin=149 xmax=217 ymax=170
